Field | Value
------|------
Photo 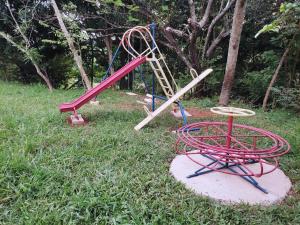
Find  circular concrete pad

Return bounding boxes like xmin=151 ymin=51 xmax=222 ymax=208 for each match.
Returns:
xmin=170 ymin=154 xmax=292 ymax=205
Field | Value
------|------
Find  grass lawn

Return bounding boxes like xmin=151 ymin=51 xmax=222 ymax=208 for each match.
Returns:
xmin=0 ymin=81 xmax=299 ymax=224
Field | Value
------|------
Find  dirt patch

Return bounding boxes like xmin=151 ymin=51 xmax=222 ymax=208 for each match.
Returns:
xmin=186 ymin=107 xmax=217 ymax=118
xmin=119 ymin=92 xmax=216 ymax=117
xmin=120 ymin=91 xmax=164 ymax=103
xmin=113 ymin=102 xmax=142 ymax=111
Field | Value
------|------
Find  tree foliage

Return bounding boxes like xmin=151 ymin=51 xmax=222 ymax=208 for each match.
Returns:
xmin=0 ymin=0 xmax=299 ymax=110
xmin=255 ymin=2 xmax=300 ymax=110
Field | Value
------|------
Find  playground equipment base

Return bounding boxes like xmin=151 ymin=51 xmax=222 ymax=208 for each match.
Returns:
xmin=171 ymin=109 xmax=192 ymax=118
xmin=90 ymin=100 xmax=100 ymax=105
xmin=170 ymin=153 xmax=292 ymax=205
xmin=68 ymin=114 xmax=86 ymax=126
xmin=126 ymin=92 xmax=138 ymax=96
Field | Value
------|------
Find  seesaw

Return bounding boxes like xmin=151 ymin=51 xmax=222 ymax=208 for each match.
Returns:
xmin=134 ymin=69 xmax=213 ymax=131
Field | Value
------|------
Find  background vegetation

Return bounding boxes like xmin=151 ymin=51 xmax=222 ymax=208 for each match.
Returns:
xmin=0 ymin=0 xmax=299 ymax=110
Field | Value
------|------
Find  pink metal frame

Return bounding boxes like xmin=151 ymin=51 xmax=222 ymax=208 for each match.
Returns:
xmin=175 ymin=120 xmax=290 ymax=177
xmin=59 ymin=56 xmax=146 ymax=113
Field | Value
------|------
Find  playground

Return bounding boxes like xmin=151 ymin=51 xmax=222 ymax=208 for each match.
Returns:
xmin=53 ymin=25 xmax=294 ymax=204
xmin=1 ymin=0 xmax=300 ymax=217
xmin=0 ymin=80 xmax=299 ymax=224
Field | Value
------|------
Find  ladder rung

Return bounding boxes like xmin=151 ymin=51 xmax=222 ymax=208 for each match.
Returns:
xmin=163 ymin=90 xmax=172 ymax=95
xmin=165 ymin=92 xmax=173 ymax=97
xmin=161 ymin=83 xmax=172 ymax=89
xmin=158 ymin=78 xmax=168 ymax=83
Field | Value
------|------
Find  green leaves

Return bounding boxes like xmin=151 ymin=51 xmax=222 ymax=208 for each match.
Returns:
xmin=271 ymin=86 xmax=300 ymax=111
xmin=127 ymin=5 xmax=139 ymax=12
xmin=161 ymin=5 xmax=169 ymax=11
xmin=26 ymin=48 xmax=43 ymax=64
xmin=255 ymin=23 xmax=280 ymax=38
xmin=280 ymin=2 xmax=300 ymax=13
xmin=255 ymin=2 xmax=300 ymax=38
xmin=104 ymin=0 xmax=124 ymax=7
xmin=114 ymin=0 xmax=125 ymax=7
xmin=128 ymin=15 xmax=139 ymax=23
xmin=38 ymin=20 xmax=50 ymax=28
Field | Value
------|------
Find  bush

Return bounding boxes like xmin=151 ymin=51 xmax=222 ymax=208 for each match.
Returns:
xmin=271 ymin=86 xmax=300 ymax=111
xmin=234 ymin=50 xmax=279 ymax=103
xmin=0 ymin=62 xmax=20 ymax=81
xmin=44 ymin=54 xmax=75 ymax=88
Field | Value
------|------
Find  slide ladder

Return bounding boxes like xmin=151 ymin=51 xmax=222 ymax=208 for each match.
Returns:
xmin=148 ymin=56 xmax=176 ymax=99
xmin=121 ymin=25 xmax=199 ymax=126
xmin=121 ymin=26 xmax=178 ymax=100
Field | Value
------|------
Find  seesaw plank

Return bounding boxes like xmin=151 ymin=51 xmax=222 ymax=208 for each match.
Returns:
xmin=134 ymin=68 xmax=213 ymax=131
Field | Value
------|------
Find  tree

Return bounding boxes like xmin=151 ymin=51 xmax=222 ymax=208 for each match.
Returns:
xmin=0 ymin=0 xmax=53 ymax=91
xmin=219 ymin=0 xmax=247 ymax=105
xmin=0 ymin=0 xmax=296 ymax=110
xmin=51 ymin=0 xmax=92 ymax=90
xmin=262 ymin=47 xmax=290 ymax=110
xmin=103 ymin=36 xmax=115 ymax=76
xmin=153 ymin=0 xmax=237 ymax=73
xmin=256 ymin=2 xmax=300 ymax=110
xmin=50 ymin=0 xmax=137 ymax=89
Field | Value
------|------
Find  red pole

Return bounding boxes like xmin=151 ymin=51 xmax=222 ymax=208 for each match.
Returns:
xmin=225 ymin=115 xmax=234 ymax=166
xmin=226 ymin=116 xmax=234 ymax=148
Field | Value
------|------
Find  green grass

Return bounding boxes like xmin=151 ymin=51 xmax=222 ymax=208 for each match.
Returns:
xmin=0 ymin=81 xmax=299 ymax=225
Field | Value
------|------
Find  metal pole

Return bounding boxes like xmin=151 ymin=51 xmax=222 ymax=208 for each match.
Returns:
xmin=90 ymin=38 xmax=94 ymax=87
xmin=103 ymin=43 xmax=122 ymax=80
xmin=225 ymin=115 xmax=234 ymax=167
xmin=150 ymin=22 xmax=156 ymax=111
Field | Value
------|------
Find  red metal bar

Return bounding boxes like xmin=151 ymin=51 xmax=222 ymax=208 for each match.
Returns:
xmin=175 ymin=121 xmax=290 ymax=177
xmin=226 ymin=116 xmax=234 ymax=148
xmin=59 ymin=56 xmax=146 ymax=113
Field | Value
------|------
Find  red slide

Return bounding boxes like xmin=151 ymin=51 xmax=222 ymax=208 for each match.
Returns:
xmin=59 ymin=56 xmax=146 ymax=113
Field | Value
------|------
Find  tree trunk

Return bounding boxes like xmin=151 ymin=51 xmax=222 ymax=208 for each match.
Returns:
xmin=33 ymin=63 xmax=53 ymax=91
xmin=104 ymin=36 xmax=115 ymax=75
xmin=202 ymin=0 xmax=237 ymax=61
xmin=262 ymin=48 xmax=290 ymax=111
xmin=219 ymin=0 xmax=247 ymax=106
xmin=0 ymin=31 xmax=53 ymax=91
xmin=90 ymin=39 xmax=94 ymax=86
xmin=50 ymin=0 xmax=92 ymax=90
xmin=206 ymin=29 xmax=230 ymax=58
xmin=161 ymin=28 xmax=194 ymax=70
